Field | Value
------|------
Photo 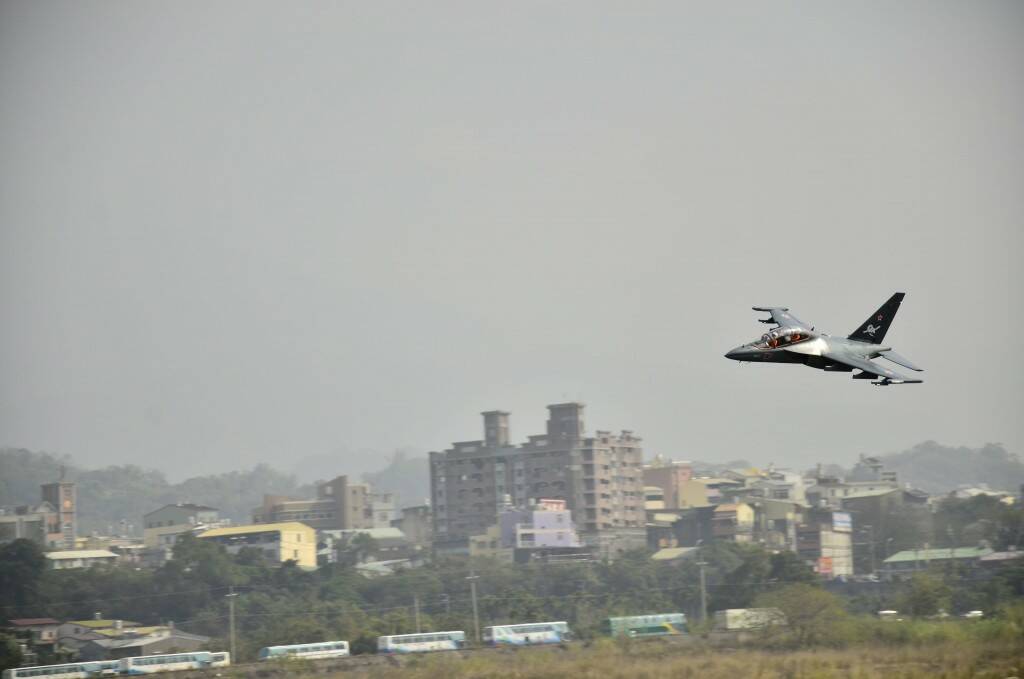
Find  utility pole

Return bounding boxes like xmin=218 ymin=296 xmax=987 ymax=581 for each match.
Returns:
xmin=697 ymin=560 xmax=708 ymax=625
xmin=695 ymin=539 xmax=708 ymax=626
xmin=466 ymin=573 xmax=481 ymax=644
xmin=226 ymin=587 xmax=238 ymax=661
xmin=413 ymin=594 xmax=421 ymax=633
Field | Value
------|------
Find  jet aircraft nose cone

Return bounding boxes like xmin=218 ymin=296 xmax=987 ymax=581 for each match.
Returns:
xmin=725 ymin=346 xmax=746 ymax=360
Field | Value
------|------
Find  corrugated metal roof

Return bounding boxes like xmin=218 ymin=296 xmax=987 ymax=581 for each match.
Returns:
xmin=197 ymin=521 xmax=313 ymax=538
xmin=322 ymin=527 xmax=406 ymax=540
xmin=651 ymin=547 xmax=697 ymax=561
xmin=44 ymin=550 xmax=118 ymax=560
xmin=144 ymin=503 xmax=218 ymax=517
xmin=8 ymin=618 xmax=61 ymax=626
xmin=70 ymin=619 xmax=142 ymax=628
xmin=883 ymin=547 xmax=992 ymax=564
xmin=979 ymin=551 xmax=1024 ymax=562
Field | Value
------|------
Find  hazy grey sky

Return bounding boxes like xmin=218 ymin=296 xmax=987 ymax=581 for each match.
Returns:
xmin=2 ymin=2 xmax=1022 ymax=481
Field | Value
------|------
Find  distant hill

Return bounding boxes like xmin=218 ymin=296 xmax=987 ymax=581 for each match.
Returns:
xmin=0 ymin=448 xmax=312 ymax=536
xmin=876 ymin=441 xmax=1024 ymax=495
xmin=361 ymin=449 xmax=430 ymax=508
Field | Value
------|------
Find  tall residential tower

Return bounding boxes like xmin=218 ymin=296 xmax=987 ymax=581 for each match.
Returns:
xmin=429 ymin=403 xmax=645 ymax=557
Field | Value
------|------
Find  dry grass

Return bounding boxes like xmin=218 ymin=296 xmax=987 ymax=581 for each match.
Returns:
xmin=290 ymin=638 xmax=1024 ymax=679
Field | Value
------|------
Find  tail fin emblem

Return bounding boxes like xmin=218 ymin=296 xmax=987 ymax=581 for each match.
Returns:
xmin=865 ymin=324 xmax=880 ymax=336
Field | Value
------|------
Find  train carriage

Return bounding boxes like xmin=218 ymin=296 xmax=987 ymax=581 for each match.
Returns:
xmin=377 ymin=631 xmax=465 ymax=654
xmin=483 ymin=621 xmax=571 ymax=646
xmin=118 ymin=651 xmax=229 ymax=675
xmin=2 ymin=661 xmax=118 ymax=679
xmin=257 ymin=641 xmax=349 ymax=661
xmin=604 ymin=613 xmax=688 ymax=638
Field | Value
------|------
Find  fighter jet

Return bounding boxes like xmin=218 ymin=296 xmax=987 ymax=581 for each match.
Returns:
xmin=724 ymin=293 xmax=923 ymax=386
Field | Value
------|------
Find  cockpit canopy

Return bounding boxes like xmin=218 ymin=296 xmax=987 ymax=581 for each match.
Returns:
xmin=754 ymin=328 xmax=813 ymax=349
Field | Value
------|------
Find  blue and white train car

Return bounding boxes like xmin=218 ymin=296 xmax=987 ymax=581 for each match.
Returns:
xmin=377 ymin=631 xmax=466 ymax=654
xmin=483 ymin=621 xmax=571 ymax=647
xmin=257 ymin=641 xmax=349 ymax=661
xmin=2 ymin=661 xmax=118 ymax=679
xmin=118 ymin=651 xmax=230 ymax=675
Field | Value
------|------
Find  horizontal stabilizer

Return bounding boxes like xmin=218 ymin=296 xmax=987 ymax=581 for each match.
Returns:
xmin=879 ymin=350 xmax=923 ymax=372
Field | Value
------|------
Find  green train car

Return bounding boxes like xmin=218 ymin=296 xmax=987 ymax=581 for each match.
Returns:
xmin=603 ymin=613 xmax=688 ymax=638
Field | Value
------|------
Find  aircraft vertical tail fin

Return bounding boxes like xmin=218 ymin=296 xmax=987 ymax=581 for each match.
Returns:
xmin=847 ymin=293 xmax=905 ymax=343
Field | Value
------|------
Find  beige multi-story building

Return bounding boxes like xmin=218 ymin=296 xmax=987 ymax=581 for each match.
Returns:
xmin=430 ymin=403 xmax=645 ymax=556
xmin=391 ymin=505 xmax=432 ymax=549
xmin=643 ymin=458 xmax=696 ymax=509
xmin=143 ymin=504 xmax=222 ymax=548
xmin=197 ymin=522 xmax=317 ymax=569
xmin=252 ymin=475 xmax=374 ymax=530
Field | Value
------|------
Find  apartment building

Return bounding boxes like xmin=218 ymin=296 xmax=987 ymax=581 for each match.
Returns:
xmin=643 ymin=456 xmax=692 ymax=510
xmin=252 ymin=475 xmax=374 ymax=530
xmin=430 ymin=403 xmax=645 ymax=556
xmin=143 ymin=504 xmax=222 ymax=547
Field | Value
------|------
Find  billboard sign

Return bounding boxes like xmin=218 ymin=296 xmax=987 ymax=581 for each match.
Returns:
xmin=817 ymin=556 xmax=833 ymax=575
xmin=832 ymin=512 xmax=852 ymax=533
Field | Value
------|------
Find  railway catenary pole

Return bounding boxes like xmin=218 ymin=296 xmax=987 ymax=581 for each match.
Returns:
xmin=466 ymin=572 xmax=481 ymax=644
xmin=226 ymin=587 xmax=238 ymax=661
xmin=698 ymin=561 xmax=708 ymax=625
xmin=695 ymin=539 xmax=708 ymax=626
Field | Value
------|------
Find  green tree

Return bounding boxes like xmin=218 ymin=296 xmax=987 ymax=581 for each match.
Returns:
xmin=754 ymin=583 xmax=848 ymax=646
xmin=898 ymin=573 xmax=952 ymax=617
xmin=0 ymin=539 xmax=46 ymax=615
xmin=0 ymin=633 xmax=23 ymax=673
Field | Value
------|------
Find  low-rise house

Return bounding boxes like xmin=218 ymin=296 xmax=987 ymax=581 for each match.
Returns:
xmin=469 ymin=525 xmax=513 ymax=562
xmin=44 ymin=549 xmax=118 ymax=570
xmin=197 ymin=522 xmax=317 ymax=568
xmin=354 ymin=558 xmax=418 ymax=578
xmin=0 ymin=503 xmax=59 ymax=548
xmin=5 ymin=618 xmax=61 ymax=645
xmin=77 ymin=627 xmax=209 ymax=660
xmin=323 ymin=526 xmax=417 ymax=564
xmin=4 ymin=618 xmax=61 ymax=662
xmin=978 ymin=550 xmax=1024 ymax=570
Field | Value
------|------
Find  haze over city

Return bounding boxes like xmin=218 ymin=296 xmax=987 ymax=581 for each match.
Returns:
xmin=2 ymin=2 xmax=1022 ymax=480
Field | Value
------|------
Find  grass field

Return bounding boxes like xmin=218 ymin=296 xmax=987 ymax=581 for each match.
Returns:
xmin=296 ymin=637 xmax=1024 ymax=679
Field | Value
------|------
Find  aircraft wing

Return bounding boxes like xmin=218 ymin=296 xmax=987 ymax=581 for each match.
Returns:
xmin=752 ymin=307 xmax=811 ymax=330
xmin=824 ymin=350 xmax=922 ymax=385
